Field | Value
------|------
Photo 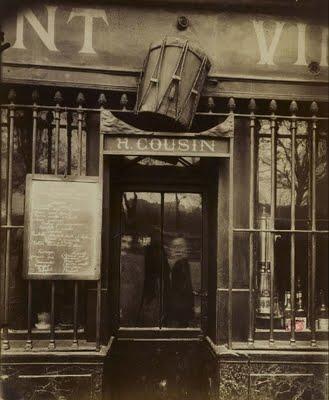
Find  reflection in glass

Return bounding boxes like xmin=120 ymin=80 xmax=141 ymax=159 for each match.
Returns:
xmin=119 ymin=192 xmax=203 ymax=328
xmin=164 ymin=193 xmax=202 ymax=328
xmin=120 ymin=192 xmax=161 ymax=327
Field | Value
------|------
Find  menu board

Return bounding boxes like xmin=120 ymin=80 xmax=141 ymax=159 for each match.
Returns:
xmin=23 ymin=175 xmax=102 ymax=280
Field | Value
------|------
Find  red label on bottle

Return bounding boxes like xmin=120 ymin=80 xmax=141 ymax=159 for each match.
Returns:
xmin=285 ymin=318 xmax=306 ymax=332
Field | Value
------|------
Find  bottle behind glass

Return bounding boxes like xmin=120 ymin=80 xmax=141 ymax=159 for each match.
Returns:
xmin=317 ymin=290 xmax=329 ymax=331
xmin=295 ymin=291 xmax=307 ymax=332
xmin=284 ymin=291 xmax=292 ymax=331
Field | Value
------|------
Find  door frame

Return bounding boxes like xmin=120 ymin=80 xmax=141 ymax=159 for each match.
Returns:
xmin=106 ymin=173 xmax=210 ymax=339
xmin=99 ymin=109 xmax=234 ymax=344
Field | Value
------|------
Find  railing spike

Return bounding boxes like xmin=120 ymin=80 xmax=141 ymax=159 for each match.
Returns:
xmin=227 ymin=97 xmax=236 ymax=112
xmin=310 ymin=101 xmax=319 ymax=116
xmin=98 ymin=93 xmax=107 ymax=107
xmin=289 ymin=100 xmax=298 ymax=115
xmin=248 ymin=98 xmax=257 ymax=112
xmin=8 ymin=89 xmax=16 ymax=103
xmin=269 ymin=99 xmax=277 ymax=113
xmin=208 ymin=97 xmax=215 ymax=113
xmin=120 ymin=93 xmax=128 ymax=110
xmin=32 ymin=89 xmax=39 ymax=104
xmin=76 ymin=92 xmax=85 ymax=106
xmin=54 ymin=91 xmax=63 ymax=105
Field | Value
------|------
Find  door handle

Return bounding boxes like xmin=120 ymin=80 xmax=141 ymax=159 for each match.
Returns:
xmin=158 ymin=379 xmax=167 ymax=391
xmin=193 ymin=290 xmax=208 ymax=298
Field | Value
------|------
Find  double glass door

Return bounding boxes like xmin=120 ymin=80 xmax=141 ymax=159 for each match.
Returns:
xmin=119 ymin=191 xmax=203 ymax=329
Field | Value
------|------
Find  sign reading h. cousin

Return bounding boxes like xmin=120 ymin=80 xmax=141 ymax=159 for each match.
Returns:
xmin=2 ymin=4 xmax=328 ymax=85
xmin=100 ymin=109 xmax=233 ymax=157
xmin=103 ymin=136 xmax=229 ymax=157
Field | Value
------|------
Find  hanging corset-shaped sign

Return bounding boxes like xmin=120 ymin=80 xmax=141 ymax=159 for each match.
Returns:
xmin=135 ymin=37 xmax=211 ymax=131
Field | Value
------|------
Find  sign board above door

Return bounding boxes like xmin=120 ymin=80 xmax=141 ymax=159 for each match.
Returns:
xmin=23 ymin=175 xmax=102 ymax=280
xmin=104 ymin=136 xmax=229 ymax=157
xmin=2 ymin=4 xmax=328 ymax=85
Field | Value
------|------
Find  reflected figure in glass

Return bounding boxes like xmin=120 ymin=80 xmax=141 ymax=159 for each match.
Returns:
xmin=119 ymin=191 xmax=202 ymax=328
xmin=167 ymin=237 xmax=194 ymax=327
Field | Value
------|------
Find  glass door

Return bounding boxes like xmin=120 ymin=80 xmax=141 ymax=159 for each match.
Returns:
xmin=119 ymin=191 xmax=203 ymax=329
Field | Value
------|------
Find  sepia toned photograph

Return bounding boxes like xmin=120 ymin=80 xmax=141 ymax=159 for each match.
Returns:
xmin=0 ymin=1 xmax=328 ymax=399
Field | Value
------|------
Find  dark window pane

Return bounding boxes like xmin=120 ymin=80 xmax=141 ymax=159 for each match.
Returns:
xmin=119 ymin=192 xmax=203 ymax=329
xmin=163 ymin=193 xmax=202 ymax=328
xmin=120 ymin=192 xmax=161 ymax=327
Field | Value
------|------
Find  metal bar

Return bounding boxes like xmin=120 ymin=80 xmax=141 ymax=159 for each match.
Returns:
xmin=2 ymin=102 xmax=14 ymax=350
xmin=31 ymin=103 xmax=38 ymax=174
xmin=233 ymin=228 xmax=329 ymax=234
xmin=248 ymin=101 xmax=256 ymax=345
xmin=54 ymin=106 xmax=60 ymax=175
xmin=0 ymin=106 xmax=3 ymax=334
xmin=25 ymin=281 xmax=32 ymax=350
xmin=257 ymin=132 xmax=318 ymax=139
xmin=95 ymin=280 xmax=101 ymax=350
xmin=0 ymin=225 xmax=24 ymax=229
xmin=160 ymin=192 xmax=164 ymax=327
xmin=72 ymin=99 xmax=84 ymax=347
xmin=72 ymin=282 xmax=79 ymax=348
xmin=196 ymin=112 xmax=329 ymax=120
xmin=0 ymin=104 xmax=111 ymax=113
xmin=307 ymin=239 xmax=312 ymax=328
xmin=26 ymin=97 xmax=38 ymax=350
xmin=77 ymin=107 xmax=83 ymax=175
xmin=228 ymin=136 xmax=235 ymax=350
xmin=290 ymin=110 xmax=297 ymax=345
xmin=0 ymin=102 xmax=327 ymax=121
xmin=228 ymin=137 xmax=234 ymax=349
xmin=47 ymin=111 xmax=53 ymax=174
xmin=67 ymin=111 xmax=72 ymax=175
xmin=49 ymin=281 xmax=56 ymax=349
xmin=227 ymin=98 xmax=236 ymax=349
xmin=311 ymin=114 xmax=317 ymax=347
xmin=307 ymin=168 xmax=312 ymax=329
xmin=95 ymin=129 xmax=104 ymax=351
xmin=269 ymin=104 xmax=277 ymax=345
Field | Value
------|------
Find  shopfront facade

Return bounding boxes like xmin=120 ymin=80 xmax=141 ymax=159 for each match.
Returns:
xmin=0 ymin=1 xmax=328 ymax=399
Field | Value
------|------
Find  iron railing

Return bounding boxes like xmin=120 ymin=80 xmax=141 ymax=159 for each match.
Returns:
xmin=0 ymin=87 xmax=328 ymax=351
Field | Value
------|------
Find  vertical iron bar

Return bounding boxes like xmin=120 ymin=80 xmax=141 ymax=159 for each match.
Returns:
xmin=310 ymin=103 xmax=318 ymax=347
xmin=78 ymin=110 xmax=83 ymax=175
xmin=31 ymin=95 xmax=38 ymax=174
xmin=54 ymin=105 xmax=60 ymax=175
xmin=248 ymin=99 xmax=256 ymax=345
xmin=160 ymin=192 xmax=164 ymax=327
xmin=0 ymin=105 xmax=2 ymax=332
xmin=77 ymin=93 xmax=85 ymax=176
xmin=290 ymin=102 xmax=298 ymax=344
xmin=95 ymin=121 xmax=104 ymax=351
xmin=53 ymin=91 xmax=62 ymax=175
xmin=307 ymin=126 xmax=312 ymax=328
xmin=269 ymin=100 xmax=277 ymax=345
xmin=49 ymin=281 xmax=55 ymax=349
xmin=26 ymin=91 xmax=38 ymax=350
xmin=49 ymin=93 xmax=61 ymax=349
xmin=67 ymin=112 xmax=72 ymax=175
xmin=72 ymin=282 xmax=78 ymax=348
xmin=228 ymin=98 xmax=235 ymax=349
xmin=2 ymin=92 xmax=15 ymax=350
xmin=26 ymin=281 xmax=32 ymax=350
xmin=46 ymin=111 xmax=53 ymax=174
xmin=96 ymin=280 xmax=101 ymax=350
xmin=73 ymin=93 xmax=85 ymax=348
